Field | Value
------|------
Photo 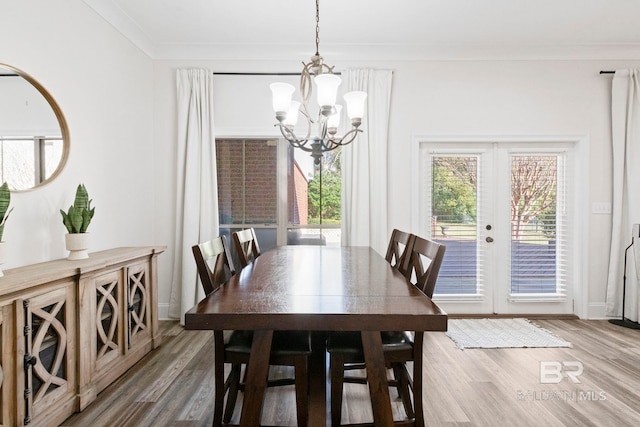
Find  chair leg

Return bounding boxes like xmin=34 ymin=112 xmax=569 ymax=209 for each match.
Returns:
xmin=213 ymin=360 xmax=227 ymax=427
xmin=392 ymin=363 xmax=415 ymax=419
xmin=330 ymin=354 xmax=345 ymax=427
xmin=294 ymin=356 xmax=309 ymax=427
xmin=223 ymin=363 xmax=242 ymax=424
xmin=413 ymin=333 xmax=425 ymax=427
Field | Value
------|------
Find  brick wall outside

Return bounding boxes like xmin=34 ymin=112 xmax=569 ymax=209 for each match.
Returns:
xmin=216 ymin=139 xmax=277 ymax=224
xmin=291 ymin=156 xmax=308 ymax=225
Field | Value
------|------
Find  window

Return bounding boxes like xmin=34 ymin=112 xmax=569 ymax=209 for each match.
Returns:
xmin=216 ymin=138 xmax=341 ymax=253
xmin=0 ymin=136 xmax=63 ymax=190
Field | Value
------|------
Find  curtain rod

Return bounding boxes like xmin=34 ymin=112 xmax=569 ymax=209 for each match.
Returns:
xmin=212 ymin=71 xmax=341 ymax=76
xmin=600 ymin=71 xmax=615 ymax=74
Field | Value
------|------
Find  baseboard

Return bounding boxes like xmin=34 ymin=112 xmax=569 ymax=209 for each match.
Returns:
xmin=158 ymin=302 xmax=170 ymax=320
xmin=586 ymin=302 xmax=610 ymax=319
xmin=448 ymin=313 xmax=579 ymax=320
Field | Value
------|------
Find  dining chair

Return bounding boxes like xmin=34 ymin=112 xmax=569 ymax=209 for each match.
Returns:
xmin=384 ymin=228 xmax=414 ymax=273
xmin=192 ymin=236 xmax=311 ymax=427
xmin=232 ymin=227 xmax=261 ymax=268
xmin=334 ymin=230 xmax=416 ymax=378
xmin=327 ymin=234 xmax=446 ymax=426
xmin=403 ymin=235 xmax=447 ymax=299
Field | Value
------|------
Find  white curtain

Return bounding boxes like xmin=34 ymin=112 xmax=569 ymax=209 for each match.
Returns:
xmin=606 ymin=69 xmax=640 ymax=322
xmin=341 ymin=69 xmax=392 ymax=256
xmin=169 ymin=69 xmax=219 ymax=324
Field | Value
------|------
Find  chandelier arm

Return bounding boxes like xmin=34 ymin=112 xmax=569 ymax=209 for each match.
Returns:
xmin=318 ymin=139 xmax=342 ymax=155
xmin=300 ymin=62 xmax=313 ymax=104
xmin=296 ymin=110 xmax=314 ymax=142
xmin=276 ymin=124 xmax=315 ymax=153
xmin=332 ymin=128 xmax=363 ymax=147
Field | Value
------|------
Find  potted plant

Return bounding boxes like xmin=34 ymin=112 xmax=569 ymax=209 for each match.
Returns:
xmin=0 ymin=182 xmax=12 ymax=276
xmin=60 ymin=184 xmax=95 ymax=260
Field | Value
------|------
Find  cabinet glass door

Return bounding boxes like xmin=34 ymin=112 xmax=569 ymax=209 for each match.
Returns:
xmin=23 ymin=286 xmax=75 ymax=424
xmin=127 ymin=263 xmax=150 ymax=349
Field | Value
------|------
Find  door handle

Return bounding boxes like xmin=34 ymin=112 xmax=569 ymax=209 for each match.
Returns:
xmin=485 ymin=236 xmax=494 ymax=243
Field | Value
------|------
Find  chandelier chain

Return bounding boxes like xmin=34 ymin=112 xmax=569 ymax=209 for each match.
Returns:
xmin=315 ymin=0 xmax=320 ymax=56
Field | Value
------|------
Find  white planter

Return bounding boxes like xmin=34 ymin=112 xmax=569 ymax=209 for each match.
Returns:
xmin=65 ymin=233 xmax=90 ymax=260
xmin=0 ymin=241 xmax=5 ymax=277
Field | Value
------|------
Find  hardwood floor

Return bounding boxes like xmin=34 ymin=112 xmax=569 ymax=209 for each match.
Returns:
xmin=61 ymin=319 xmax=640 ymax=427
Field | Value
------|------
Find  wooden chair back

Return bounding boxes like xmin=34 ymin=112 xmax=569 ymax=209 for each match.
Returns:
xmin=385 ymin=229 xmax=415 ymax=274
xmin=232 ymin=228 xmax=261 ymax=268
xmin=192 ymin=236 xmax=235 ymax=296
xmin=401 ymin=235 xmax=446 ymax=298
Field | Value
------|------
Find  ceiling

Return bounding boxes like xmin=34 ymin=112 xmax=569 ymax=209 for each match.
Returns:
xmin=82 ymin=0 xmax=640 ymax=61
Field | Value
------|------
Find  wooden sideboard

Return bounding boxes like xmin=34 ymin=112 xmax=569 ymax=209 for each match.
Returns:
xmin=0 ymin=246 xmax=165 ymax=427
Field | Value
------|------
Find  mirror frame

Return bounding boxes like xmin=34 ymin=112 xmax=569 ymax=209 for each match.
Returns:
xmin=0 ymin=63 xmax=70 ymax=192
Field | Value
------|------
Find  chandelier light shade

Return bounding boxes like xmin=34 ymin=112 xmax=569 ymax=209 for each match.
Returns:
xmin=270 ymin=0 xmax=367 ymax=164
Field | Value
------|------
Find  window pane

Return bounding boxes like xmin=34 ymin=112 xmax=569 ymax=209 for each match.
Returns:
xmin=510 ymin=155 xmax=558 ymax=293
xmin=431 ymin=156 xmax=479 ymax=295
xmin=43 ymin=139 xmax=64 ymax=178
xmin=216 ymin=139 xmax=277 ymax=225
xmin=1 ymin=138 xmax=35 ymax=189
xmin=288 ymin=147 xmax=341 ymax=225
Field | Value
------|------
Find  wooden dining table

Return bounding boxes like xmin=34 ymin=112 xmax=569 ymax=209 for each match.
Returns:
xmin=185 ymin=245 xmax=447 ymax=427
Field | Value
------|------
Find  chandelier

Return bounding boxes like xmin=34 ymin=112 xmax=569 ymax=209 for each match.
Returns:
xmin=270 ymin=0 xmax=367 ymax=165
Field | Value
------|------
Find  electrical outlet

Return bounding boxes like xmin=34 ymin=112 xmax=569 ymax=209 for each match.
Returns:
xmin=592 ymin=202 xmax=612 ymax=214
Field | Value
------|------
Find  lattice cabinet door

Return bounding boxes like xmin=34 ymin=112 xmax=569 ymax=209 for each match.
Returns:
xmin=126 ymin=262 xmax=151 ymax=350
xmin=94 ymin=270 xmax=124 ymax=372
xmin=21 ymin=285 xmax=76 ymax=426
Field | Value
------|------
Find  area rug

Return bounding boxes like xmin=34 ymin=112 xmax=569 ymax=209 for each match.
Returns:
xmin=445 ymin=318 xmax=571 ymax=350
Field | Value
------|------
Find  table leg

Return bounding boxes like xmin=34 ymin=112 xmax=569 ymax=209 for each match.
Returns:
xmin=239 ymin=330 xmax=273 ymax=427
xmin=361 ymin=331 xmax=394 ymax=426
xmin=309 ymin=331 xmax=328 ymax=426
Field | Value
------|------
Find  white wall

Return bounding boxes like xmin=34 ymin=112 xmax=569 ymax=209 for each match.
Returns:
xmin=2 ymin=1 xmax=636 ymax=319
xmin=153 ymin=59 xmax=639 ymax=319
xmin=0 ymin=2 xmax=158 ymax=269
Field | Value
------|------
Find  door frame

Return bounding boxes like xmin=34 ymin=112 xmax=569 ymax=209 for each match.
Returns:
xmin=411 ymin=134 xmax=589 ymax=318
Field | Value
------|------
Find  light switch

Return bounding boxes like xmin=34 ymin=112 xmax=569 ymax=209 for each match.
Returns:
xmin=592 ymin=202 xmax=612 ymax=214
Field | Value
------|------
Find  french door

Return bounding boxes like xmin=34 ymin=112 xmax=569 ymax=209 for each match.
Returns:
xmin=419 ymin=141 xmax=576 ymax=315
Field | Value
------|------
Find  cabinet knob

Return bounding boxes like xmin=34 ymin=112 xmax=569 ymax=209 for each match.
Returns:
xmin=24 ymin=354 xmax=38 ymax=368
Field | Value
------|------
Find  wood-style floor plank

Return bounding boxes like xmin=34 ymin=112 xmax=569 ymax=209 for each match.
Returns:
xmin=61 ymin=319 xmax=640 ymax=426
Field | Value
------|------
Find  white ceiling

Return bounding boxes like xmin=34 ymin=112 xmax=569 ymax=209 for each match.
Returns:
xmin=82 ymin=0 xmax=640 ymax=61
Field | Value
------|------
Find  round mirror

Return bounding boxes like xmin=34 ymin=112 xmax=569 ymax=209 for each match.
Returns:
xmin=0 ymin=63 xmax=69 ymax=191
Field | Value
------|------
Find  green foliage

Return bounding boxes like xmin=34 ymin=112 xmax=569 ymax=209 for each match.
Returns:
xmin=60 ymin=184 xmax=95 ymax=233
xmin=432 ymin=164 xmax=476 ymax=222
xmin=0 ymin=182 xmax=13 ymax=241
xmin=538 ymin=204 xmax=557 ymax=239
xmin=308 ymin=164 xmax=341 ymax=224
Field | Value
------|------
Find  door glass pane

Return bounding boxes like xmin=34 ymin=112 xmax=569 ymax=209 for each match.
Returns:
xmin=510 ymin=155 xmax=558 ymax=294
xmin=216 ymin=139 xmax=277 ymax=224
xmin=287 ymin=146 xmax=341 ymax=246
xmin=431 ymin=156 xmax=479 ymax=294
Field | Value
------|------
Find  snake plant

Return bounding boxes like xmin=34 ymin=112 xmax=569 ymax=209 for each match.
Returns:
xmin=0 ymin=182 xmax=13 ymax=241
xmin=60 ymin=184 xmax=95 ymax=233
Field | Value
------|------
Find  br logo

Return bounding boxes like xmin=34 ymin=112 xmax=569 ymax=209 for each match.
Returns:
xmin=539 ymin=361 xmax=583 ymax=384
